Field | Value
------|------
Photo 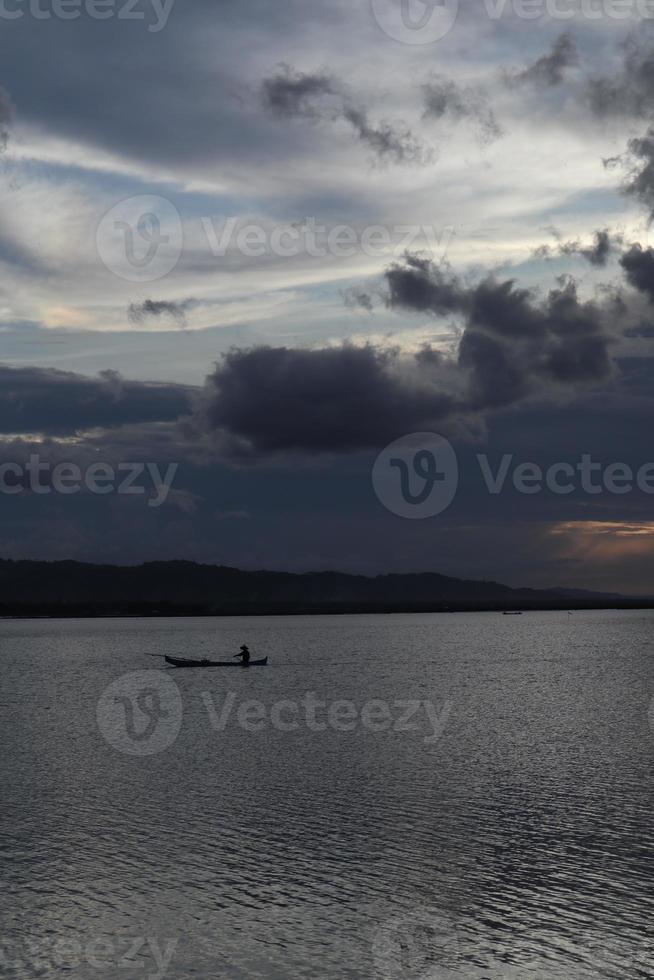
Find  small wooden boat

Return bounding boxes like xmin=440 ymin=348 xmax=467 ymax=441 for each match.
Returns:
xmin=165 ymin=655 xmax=268 ymax=668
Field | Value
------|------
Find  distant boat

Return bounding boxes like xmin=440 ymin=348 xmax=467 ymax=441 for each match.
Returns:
xmin=502 ymin=610 xmax=522 ymax=615
xmin=165 ymin=655 xmax=268 ymax=668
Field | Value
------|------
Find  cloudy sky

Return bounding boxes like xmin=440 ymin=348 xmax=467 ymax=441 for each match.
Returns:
xmin=2 ymin=0 xmax=654 ymax=592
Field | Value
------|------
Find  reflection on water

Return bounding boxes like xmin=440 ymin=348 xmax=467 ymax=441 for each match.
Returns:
xmin=2 ymin=610 xmax=654 ymax=978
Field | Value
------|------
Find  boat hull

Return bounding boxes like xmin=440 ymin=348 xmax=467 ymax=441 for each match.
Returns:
xmin=165 ymin=655 xmax=268 ymax=668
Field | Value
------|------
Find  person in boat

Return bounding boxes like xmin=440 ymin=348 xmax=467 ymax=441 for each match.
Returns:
xmin=235 ymin=644 xmax=251 ymax=665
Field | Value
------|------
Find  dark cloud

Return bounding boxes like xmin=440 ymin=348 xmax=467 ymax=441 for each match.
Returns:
xmin=195 ymin=344 xmax=459 ymax=453
xmin=128 ymin=299 xmax=192 ymax=328
xmin=261 ymin=64 xmax=336 ymax=119
xmin=623 ymin=128 xmax=654 ymax=214
xmin=385 ymin=253 xmax=467 ymax=316
xmin=562 ymin=230 xmax=617 ymax=267
xmin=588 ymin=39 xmax=654 ymax=119
xmin=457 ymin=328 xmax=527 ymax=409
xmin=620 ymin=243 xmax=654 ymax=302
xmin=260 ymin=65 xmax=432 ymax=165
xmin=340 ymin=103 xmax=429 ymax=165
xmin=0 ymin=365 xmax=193 ymax=436
xmin=1 ymin=388 xmax=653 ymax=590
xmin=577 ymin=41 xmax=654 ymax=221
xmin=535 ymin=229 xmax=620 ymax=267
xmin=187 ymin=253 xmax=615 ymax=454
xmin=508 ymin=32 xmax=578 ymax=88
xmin=422 ymin=75 xmax=502 ymax=142
xmin=383 ymin=254 xmax=613 ymax=408
xmin=465 ymin=279 xmax=612 ymax=406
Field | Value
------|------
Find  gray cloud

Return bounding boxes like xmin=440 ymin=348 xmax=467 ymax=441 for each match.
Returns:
xmin=385 ymin=253 xmax=467 ymax=316
xmin=261 ymin=63 xmax=336 ymax=119
xmin=188 ymin=252 xmax=616 ymax=454
xmin=422 ymin=75 xmax=502 ymax=142
xmin=534 ymin=229 xmax=621 ymax=267
xmin=595 ymin=42 xmax=654 ymax=215
xmin=568 ymin=37 xmax=654 ymax=215
xmin=342 ymin=286 xmax=374 ymax=312
xmin=195 ymin=344 xmax=460 ymax=453
xmin=622 ymin=128 xmax=654 ymax=214
xmin=128 ymin=299 xmax=192 ymax=328
xmin=620 ymin=243 xmax=654 ymax=302
xmin=383 ymin=254 xmax=613 ymax=408
xmin=588 ymin=38 xmax=654 ymax=119
xmin=0 ymin=365 xmax=193 ymax=436
xmin=340 ymin=103 xmax=430 ymax=165
xmin=260 ymin=64 xmax=432 ymax=165
xmin=507 ymin=32 xmax=578 ymax=88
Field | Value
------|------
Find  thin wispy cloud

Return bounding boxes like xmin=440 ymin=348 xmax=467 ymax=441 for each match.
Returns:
xmin=260 ymin=64 xmax=433 ymax=165
xmin=506 ymin=32 xmax=579 ymax=88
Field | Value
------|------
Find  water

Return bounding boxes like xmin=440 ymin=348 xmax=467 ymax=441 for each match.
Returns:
xmin=2 ymin=610 xmax=654 ymax=978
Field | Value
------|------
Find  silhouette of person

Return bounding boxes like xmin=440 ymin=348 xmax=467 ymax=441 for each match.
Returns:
xmin=236 ymin=644 xmax=251 ymax=665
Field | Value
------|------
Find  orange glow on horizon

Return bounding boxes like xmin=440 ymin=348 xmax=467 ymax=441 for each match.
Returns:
xmin=551 ymin=521 xmax=654 ymax=539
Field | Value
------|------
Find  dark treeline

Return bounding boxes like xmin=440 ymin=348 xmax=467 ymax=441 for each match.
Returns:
xmin=0 ymin=559 xmax=648 ymax=617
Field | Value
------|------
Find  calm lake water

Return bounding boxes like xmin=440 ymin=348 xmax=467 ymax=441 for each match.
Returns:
xmin=2 ymin=610 xmax=654 ymax=979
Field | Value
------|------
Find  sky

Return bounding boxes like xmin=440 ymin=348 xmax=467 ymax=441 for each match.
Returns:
xmin=2 ymin=0 xmax=654 ymax=592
